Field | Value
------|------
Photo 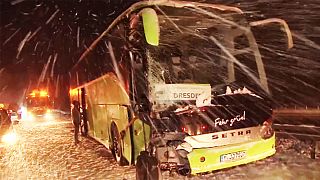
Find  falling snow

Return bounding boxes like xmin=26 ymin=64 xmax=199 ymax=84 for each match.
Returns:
xmin=0 ymin=0 xmax=320 ymax=179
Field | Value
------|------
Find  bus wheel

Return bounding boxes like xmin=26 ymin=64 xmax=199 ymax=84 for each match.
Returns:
xmin=111 ymin=124 xmax=127 ymax=166
xmin=136 ymin=151 xmax=162 ymax=180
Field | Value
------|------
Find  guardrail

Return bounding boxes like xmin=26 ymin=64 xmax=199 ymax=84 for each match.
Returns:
xmin=273 ymin=108 xmax=320 ymax=159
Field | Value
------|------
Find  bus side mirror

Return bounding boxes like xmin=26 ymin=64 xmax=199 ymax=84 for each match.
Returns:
xmin=250 ymin=18 xmax=293 ymax=49
xmin=140 ymin=8 xmax=160 ymax=46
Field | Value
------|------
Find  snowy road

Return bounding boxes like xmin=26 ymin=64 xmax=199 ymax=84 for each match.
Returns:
xmin=0 ymin=117 xmax=136 ymax=180
xmin=0 ymin=115 xmax=319 ymax=180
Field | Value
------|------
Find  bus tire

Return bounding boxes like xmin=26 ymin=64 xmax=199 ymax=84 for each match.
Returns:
xmin=111 ymin=123 xmax=128 ymax=166
xmin=136 ymin=151 xmax=162 ymax=180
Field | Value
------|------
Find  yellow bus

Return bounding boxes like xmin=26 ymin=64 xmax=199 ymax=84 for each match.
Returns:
xmin=69 ymin=0 xmax=293 ymax=179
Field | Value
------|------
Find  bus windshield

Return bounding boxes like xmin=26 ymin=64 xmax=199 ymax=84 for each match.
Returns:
xmin=148 ymin=35 xmax=225 ymax=85
xmin=147 ymin=6 xmax=260 ymax=92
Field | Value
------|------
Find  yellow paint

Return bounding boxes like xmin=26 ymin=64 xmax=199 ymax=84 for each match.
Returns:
xmin=188 ymin=134 xmax=275 ymax=174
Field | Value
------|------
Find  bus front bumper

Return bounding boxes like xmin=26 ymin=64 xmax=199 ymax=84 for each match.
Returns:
xmin=187 ymin=134 xmax=275 ymax=174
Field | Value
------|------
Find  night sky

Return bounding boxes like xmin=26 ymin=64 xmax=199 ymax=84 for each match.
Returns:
xmin=0 ymin=0 xmax=319 ymax=107
xmin=0 ymin=0 xmax=137 ymax=105
xmin=0 ymin=0 xmax=137 ymax=72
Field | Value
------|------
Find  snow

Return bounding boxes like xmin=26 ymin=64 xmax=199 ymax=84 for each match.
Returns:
xmin=0 ymin=117 xmax=136 ymax=179
xmin=1 ymin=115 xmax=319 ymax=179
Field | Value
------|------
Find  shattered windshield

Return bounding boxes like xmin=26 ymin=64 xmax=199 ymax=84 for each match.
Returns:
xmin=148 ymin=35 xmax=225 ymax=85
xmin=146 ymin=6 xmax=262 ymax=108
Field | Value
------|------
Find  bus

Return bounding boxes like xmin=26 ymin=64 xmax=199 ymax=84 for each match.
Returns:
xmin=69 ymin=0 xmax=293 ymax=179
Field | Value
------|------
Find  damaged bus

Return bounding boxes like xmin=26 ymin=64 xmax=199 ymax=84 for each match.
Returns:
xmin=69 ymin=0 xmax=293 ymax=179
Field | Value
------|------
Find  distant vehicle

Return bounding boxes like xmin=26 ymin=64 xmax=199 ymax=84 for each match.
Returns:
xmin=0 ymin=108 xmax=17 ymax=148
xmin=70 ymin=0 xmax=293 ymax=178
xmin=7 ymin=103 xmax=22 ymax=122
xmin=9 ymin=111 xmax=19 ymax=123
xmin=22 ymin=90 xmax=53 ymax=120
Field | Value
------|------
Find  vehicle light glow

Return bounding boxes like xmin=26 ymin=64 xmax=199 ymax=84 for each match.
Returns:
xmin=28 ymin=112 xmax=35 ymax=121
xmin=1 ymin=132 xmax=18 ymax=145
xmin=182 ymin=127 xmax=188 ymax=133
xmin=29 ymin=90 xmax=49 ymax=97
xmin=201 ymin=125 xmax=207 ymax=130
xmin=39 ymin=90 xmax=48 ymax=97
xmin=45 ymin=113 xmax=53 ymax=120
xmin=21 ymin=106 xmax=28 ymax=120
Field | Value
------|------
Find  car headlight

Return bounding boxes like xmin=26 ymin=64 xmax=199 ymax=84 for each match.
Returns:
xmin=1 ymin=132 xmax=18 ymax=145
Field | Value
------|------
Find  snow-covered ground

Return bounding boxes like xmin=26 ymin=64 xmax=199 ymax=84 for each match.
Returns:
xmin=0 ymin=116 xmax=319 ymax=180
xmin=0 ymin=117 xmax=135 ymax=180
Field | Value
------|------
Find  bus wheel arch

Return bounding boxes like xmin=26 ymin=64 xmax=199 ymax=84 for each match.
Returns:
xmin=110 ymin=122 xmax=129 ymax=166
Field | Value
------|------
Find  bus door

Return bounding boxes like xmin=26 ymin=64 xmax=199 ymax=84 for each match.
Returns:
xmin=80 ymin=88 xmax=88 ymax=135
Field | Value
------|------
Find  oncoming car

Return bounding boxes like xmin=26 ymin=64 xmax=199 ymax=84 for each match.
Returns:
xmin=0 ymin=109 xmax=18 ymax=148
xmin=9 ymin=111 xmax=20 ymax=123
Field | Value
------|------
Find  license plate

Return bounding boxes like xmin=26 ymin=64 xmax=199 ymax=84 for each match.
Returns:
xmin=220 ymin=151 xmax=246 ymax=162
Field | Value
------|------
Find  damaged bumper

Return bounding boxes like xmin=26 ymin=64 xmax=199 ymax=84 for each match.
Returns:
xmin=187 ymin=134 xmax=275 ymax=174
